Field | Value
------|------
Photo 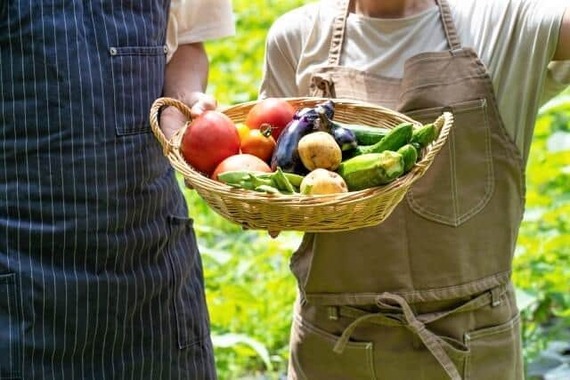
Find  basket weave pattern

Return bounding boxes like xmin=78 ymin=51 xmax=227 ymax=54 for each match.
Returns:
xmin=150 ymin=97 xmax=453 ymax=232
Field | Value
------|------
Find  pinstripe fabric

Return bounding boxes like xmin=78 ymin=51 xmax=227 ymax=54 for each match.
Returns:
xmin=1 ymin=1 xmax=216 ymax=379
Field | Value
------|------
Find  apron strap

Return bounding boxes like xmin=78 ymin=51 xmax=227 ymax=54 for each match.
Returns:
xmin=327 ymin=0 xmax=351 ymax=66
xmin=327 ymin=0 xmax=464 ymax=66
xmin=436 ymin=0 xmax=463 ymax=52
xmin=331 ymin=285 xmax=506 ymax=380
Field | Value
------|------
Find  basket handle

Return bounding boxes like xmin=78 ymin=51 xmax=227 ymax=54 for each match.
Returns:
xmin=149 ymin=97 xmax=194 ymax=155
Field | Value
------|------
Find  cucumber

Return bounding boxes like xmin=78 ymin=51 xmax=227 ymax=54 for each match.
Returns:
xmin=336 ymin=151 xmax=405 ymax=191
xmin=410 ymin=123 xmax=438 ymax=148
xmin=350 ymin=122 xmax=414 ymax=157
xmin=335 ymin=122 xmax=391 ymax=145
xmin=397 ymin=144 xmax=418 ymax=173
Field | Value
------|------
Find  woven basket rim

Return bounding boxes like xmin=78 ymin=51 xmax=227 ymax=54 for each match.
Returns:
xmin=149 ymin=96 xmax=454 ymax=231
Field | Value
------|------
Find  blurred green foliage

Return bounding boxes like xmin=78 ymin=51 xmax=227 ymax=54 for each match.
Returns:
xmin=198 ymin=1 xmax=310 ymax=378
xmin=207 ymin=0 xmax=313 ymax=106
xmin=182 ymin=1 xmax=570 ymax=378
xmin=513 ymin=93 xmax=570 ymax=362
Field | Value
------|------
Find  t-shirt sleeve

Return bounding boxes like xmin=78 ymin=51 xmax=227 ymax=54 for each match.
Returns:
xmin=259 ymin=21 xmax=300 ymax=99
xmin=259 ymin=6 xmax=315 ymax=99
xmin=166 ymin=0 xmax=235 ymax=61
xmin=459 ymin=0 xmax=568 ymax=160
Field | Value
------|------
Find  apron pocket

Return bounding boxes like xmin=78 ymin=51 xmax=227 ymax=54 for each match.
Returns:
xmin=290 ymin=315 xmax=377 ymax=380
xmin=0 ymin=273 xmax=22 ymax=379
xmin=405 ymin=98 xmax=494 ymax=227
xmin=464 ymin=314 xmax=523 ymax=380
xmin=108 ymin=45 xmax=167 ymax=136
xmin=166 ymin=215 xmax=212 ymax=350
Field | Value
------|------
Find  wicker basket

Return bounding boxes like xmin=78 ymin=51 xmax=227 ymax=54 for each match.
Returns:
xmin=149 ymin=97 xmax=453 ymax=233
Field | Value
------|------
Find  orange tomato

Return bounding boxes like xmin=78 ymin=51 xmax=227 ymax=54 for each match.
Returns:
xmin=240 ymin=125 xmax=276 ymax=163
xmin=235 ymin=122 xmax=251 ymax=142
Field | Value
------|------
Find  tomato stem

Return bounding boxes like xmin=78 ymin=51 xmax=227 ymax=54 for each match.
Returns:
xmin=260 ymin=123 xmax=274 ymax=137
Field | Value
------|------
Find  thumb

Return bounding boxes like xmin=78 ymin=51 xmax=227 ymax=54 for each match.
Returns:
xmin=190 ymin=94 xmax=218 ymax=117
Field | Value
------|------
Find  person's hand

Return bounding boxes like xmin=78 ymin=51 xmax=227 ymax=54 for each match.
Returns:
xmin=160 ymin=92 xmax=218 ymax=140
xmin=159 ymin=93 xmax=218 ymax=192
xmin=160 ymin=105 xmax=188 ymax=141
xmin=189 ymin=92 xmax=217 ymax=118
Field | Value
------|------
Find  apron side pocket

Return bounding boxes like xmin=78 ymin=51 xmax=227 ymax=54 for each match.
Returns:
xmin=290 ymin=315 xmax=376 ymax=380
xmin=464 ymin=313 xmax=523 ymax=380
xmin=166 ymin=215 xmax=212 ymax=350
xmin=108 ymin=45 xmax=167 ymax=136
xmin=0 ymin=272 xmax=22 ymax=379
xmin=405 ymin=98 xmax=494 ymax=227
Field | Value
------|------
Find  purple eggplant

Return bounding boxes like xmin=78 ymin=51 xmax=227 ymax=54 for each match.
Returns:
xmin=270 ymin=107 xmax=319 ymax=174
xmin=315 ymin=107 xmax=357 ymax=151
xmin=315 ymin=99 xmax=336 ymax=120
xmin=270 ymin=100 xmax=344 ymax=174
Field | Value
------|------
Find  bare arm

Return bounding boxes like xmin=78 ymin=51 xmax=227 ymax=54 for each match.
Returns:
xmin=161 ymin=42 xmax=217 ymax=139
xmin=554 ymin=7 xmax=570 ymax=60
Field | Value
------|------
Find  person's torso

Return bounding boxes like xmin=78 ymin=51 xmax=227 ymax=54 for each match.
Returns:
xmin=0 ymin=2 xmax=215 ymax=378
xmin=0 ymin=0 xmax=185 ymax=261
xmin=289 ymin=0 xmax=525 ymax=305
xmin=267 ymin=0 xmax=563 ymax=161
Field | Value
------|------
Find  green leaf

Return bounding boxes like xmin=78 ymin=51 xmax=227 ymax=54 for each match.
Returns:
xmin=211 ymin=333 xmax=274 ymax=371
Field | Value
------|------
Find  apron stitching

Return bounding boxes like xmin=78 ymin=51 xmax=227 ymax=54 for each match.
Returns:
xmin=305 ymin=271 xmax=512 ymax=305
xmin=405 ymin=97 xmax=495 ymax=224
xmin=399 ymin=74 xmax=491 ymax=95
xmin=327 ymin=0 xmax=350 ymax=66
xmin=476 ymin=59 xmax=526 ymax=169
xmin=436 ymin=0 xmax=462 ymax=51
xmin=449 ymin=128 xmax=460 ymax=221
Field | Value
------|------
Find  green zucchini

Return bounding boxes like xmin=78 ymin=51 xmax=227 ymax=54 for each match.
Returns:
xmin=397 ymin=144 xmax=419 ymax=173
xmin=350 ymin=122 xmax=414 ymax=157
xmin=335 ymin=122 xmax=391 ymax=145
xmin=337 ymin=151 xmax=405 ymax=191
xmin=410 ymin=123 xmax=438 ymax=148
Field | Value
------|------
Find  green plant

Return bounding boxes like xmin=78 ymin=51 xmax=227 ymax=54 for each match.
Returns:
xmin=512 ymin=95 xmax=570 ymax=365
xmin=206 ymin=0 xmax=314 ymax=106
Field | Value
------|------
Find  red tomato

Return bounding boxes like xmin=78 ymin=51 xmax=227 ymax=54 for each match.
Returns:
xmin=211 ymin=153 xmax=272 ymax=181
xmin=180 ymin=110 xmax=240 ymax=176
xmin=240 ymin=125 xmax=276 ymax=163
xmin=244 ymin=98 xmax=296 ymax=140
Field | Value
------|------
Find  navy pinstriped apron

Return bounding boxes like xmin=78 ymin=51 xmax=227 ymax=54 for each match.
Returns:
xmin=1 ymin=1 xmax=216 ymax=379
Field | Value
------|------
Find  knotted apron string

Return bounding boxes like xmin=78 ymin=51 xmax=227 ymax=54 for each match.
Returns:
xmin=331 ymin=285 xmax=506 ymax=380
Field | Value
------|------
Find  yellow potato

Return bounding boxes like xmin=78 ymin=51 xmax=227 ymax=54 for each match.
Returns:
xmin=300 ymin=168 xmax=348 ymax=195
xmin=297 ymin=131 xmax=342 ymax=171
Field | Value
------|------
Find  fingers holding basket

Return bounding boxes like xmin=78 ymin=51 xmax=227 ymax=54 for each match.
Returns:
xmin=161 ymin=106 xmax=190 ymax=140
xmin=151 ymin=93 xmax=217 ymax=143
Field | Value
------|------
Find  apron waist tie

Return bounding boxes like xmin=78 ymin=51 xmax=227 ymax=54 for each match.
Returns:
xmin=331 ymin=285 xmax=506 ymax=380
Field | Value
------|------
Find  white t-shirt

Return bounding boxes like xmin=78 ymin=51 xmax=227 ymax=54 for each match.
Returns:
xmin=166 ymin=0 xmax=235 ymax=62
xmin=260 ymin=0 xmax=570 ymax=161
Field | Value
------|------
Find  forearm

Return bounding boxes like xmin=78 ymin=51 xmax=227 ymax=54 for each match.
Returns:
xmin=164 ymin=42 xmax=209 ymax=106
xmin=161 ymin=42 xmax=216 ymax=139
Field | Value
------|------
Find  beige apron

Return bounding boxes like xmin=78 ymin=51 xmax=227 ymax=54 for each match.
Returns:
xmin=288 ymin=0 xmax=525 ymax=379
